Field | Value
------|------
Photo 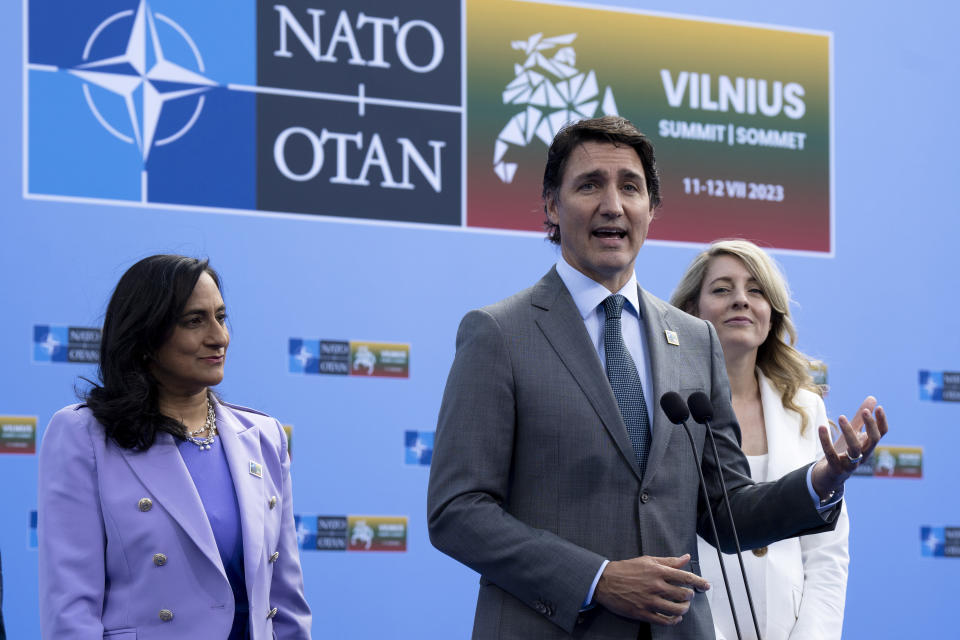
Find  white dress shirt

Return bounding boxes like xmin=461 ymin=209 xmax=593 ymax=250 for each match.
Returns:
xmin=555 ymin=257 xmax=654 ymax=407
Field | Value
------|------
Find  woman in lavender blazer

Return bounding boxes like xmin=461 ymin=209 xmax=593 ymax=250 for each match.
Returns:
xmin=38 ymin=255 xmax=311 ymax=640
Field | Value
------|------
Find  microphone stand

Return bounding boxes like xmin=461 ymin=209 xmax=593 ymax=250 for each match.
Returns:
xmin=688 ymin=391 xmax=762 ymax=640
xmin=659 ymin=392 xmax=744 ymax=640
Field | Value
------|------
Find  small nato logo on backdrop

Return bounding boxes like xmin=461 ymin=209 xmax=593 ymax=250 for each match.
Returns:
xmin=295 ymin=514 xmax=407 ymax=552
xmin=34 ymin=325 xmax=100 ymax=363
xmin=919 ymin=370 xmax=960 ymax=402
xmin=294 ymin=514 xmax=319 ymax=550
xmin=34 ymin=325 xmax=69 ymax=362
xmin=289 ymin=338 xmax=320 ymax=374
xmin=405 ymin=430 xmax=433 ymax=466
xmin=920 ymin=526 xmax=960 ymax=558
xmin=288 ymin=338 xmax=408 ymax=377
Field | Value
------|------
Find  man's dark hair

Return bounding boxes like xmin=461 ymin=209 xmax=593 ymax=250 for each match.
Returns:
xmin=83 ymin=254 xmax=222 ymax=450
xmin=541 ymin=115 xmax=662 ymax=244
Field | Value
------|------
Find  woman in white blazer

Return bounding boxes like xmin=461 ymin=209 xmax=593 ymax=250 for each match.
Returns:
xmin=671 ymin=240 xmax=851 ymax=640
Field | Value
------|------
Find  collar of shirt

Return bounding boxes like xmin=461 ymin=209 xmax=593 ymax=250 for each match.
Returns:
xmin=555 ymin=255 xmax=654 ymax=409
xmin=555 ymin=255 xmax=641 ymax=320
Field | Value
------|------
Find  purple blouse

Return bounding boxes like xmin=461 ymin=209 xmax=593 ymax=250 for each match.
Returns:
xmin=177 ymin=433 xmax=249 ymax=638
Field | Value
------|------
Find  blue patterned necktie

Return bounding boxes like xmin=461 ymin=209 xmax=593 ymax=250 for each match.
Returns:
xmin=602 ymin=294 xmax=652 ymax=477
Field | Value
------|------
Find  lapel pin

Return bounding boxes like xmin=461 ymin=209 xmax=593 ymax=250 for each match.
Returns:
xmin=664 ymin=330 xmax=679 ymax=346
xmin=249 ymin=461 xmax=263 ymax=478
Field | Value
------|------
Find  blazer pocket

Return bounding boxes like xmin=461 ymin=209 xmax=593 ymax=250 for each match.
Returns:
xmin=103 ymin=629 xmax=137 ymax=639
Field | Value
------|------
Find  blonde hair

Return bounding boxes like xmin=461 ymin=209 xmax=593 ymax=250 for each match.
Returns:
xmin=670 ymin=239 xmax=821 ymax=434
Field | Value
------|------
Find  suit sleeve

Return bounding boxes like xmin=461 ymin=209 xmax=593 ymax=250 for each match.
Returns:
xmin=268 ymin=419 xmax=312 ymax=639
xmin=38 ymin=408 xmax=107 ymax=639
xmin=790 ymin=397 xmax=849 ymax=640
xmin=697 ymin=322 xmax=838 ymax=552
xmin=427 ymin=310 xmax=605 ymax=634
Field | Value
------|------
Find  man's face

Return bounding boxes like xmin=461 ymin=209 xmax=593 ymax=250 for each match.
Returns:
xmin=546 ymin=141 xmax=655 ymax=292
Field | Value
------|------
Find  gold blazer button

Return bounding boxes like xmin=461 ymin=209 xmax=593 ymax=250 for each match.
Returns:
xmin=138 ymin=498 xmax=153 ymax=512
xmin=153 ymin=553 xmax=167 ymax=566
xmin=158 ymin=609 xmax=174 ymax=622
xmin=269 ymin=495 xmax=278 ymax=509
xmin=267 ymin=607 xmax=278 ymax=619
xmin=270 ymin=551 xmax=280 ymax=563
xmin=752 ymin=546 xmax=768 ymax=557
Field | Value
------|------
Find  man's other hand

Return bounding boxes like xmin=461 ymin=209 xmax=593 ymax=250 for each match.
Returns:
xmin=593 ymin=554 xmax=709 ymax=625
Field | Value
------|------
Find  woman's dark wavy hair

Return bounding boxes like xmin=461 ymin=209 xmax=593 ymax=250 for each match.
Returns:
xmin=83 ymin=255 xmax=221 ymax=450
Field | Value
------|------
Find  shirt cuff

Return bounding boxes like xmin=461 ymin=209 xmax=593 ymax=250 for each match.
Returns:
xmin=806 ymin=463 xmax=844 ymax=513
xmin=582 ymin=560 xmax=609 ymax=610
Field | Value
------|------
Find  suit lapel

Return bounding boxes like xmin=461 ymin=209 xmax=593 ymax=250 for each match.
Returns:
xmin=121 ymin=433 xmax=225 ymax=575
xmin=532 ymin=269 xmax=643 ymax=482
xmin=216 ymin=402 xmax=266 ymax=601
xmin=637 ymin=287 xmax=680 ymax=486
xmin=758 ymin=370 xmax=800 ymax=481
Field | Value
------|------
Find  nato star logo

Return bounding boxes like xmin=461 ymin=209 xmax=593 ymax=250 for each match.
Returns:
xmin=69 ymin=0 xmax=216 ymax=163
xmin=405 ymin=430 xmax=434 ymax=466
xmin=294 ymin=515 xmax=317 ymax=550
xmin=921 ymin=526 xmax=945 ymax=557
xmin=27 ymin=0 xmax=255 ymax=206
xmin=33 ymin=325 xmax=69 ymax=362
xmin=289 ymin=339 xmax=320 ymax=374
xmin=918 ymin=371 xmax=942 ymax=401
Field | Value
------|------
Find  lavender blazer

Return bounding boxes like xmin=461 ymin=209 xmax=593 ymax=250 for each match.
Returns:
xmin=38 ymin=400 xmax=311 ymax=640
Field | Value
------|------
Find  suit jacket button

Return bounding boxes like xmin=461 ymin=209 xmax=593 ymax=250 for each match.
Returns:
xmin=269 ymin=495 xmax=278 ymax=509
xmin=270 ymin=551 xmax=280 ymax=563
xmin=640 ymin=491 xmax=650 ymax=504
xmin=158 ymin=609 xmax=174 ymax=622
xmin=138 ymin=498 xmax=153 ymax=512
xmin=533 ymin=601 xmax=547 ymax=614
xmin=752 ymin=546 xmax=768 ymax=557
xmin=153 ymin=553 xmax=167 ymax=566
xmin=267 ymin=607 xmax=278 ymax=619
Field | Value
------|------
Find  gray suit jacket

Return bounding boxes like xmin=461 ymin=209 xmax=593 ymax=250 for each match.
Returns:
xmin=427 ymin=268 xmax=838 ymax=639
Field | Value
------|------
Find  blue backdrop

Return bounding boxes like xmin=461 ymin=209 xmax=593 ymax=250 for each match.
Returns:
xmin=2 ymin=1 xmax=958 ymax=638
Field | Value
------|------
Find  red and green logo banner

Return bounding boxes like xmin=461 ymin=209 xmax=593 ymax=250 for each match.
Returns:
xmin=0 ymin=416 xmax=37 ymax=454
xmin=853 ymin=446 xmax=923 ymax=479
xmin=466 ymin=0 xmax=832 ymax=253
xmin=347 ymin=515 xmax=408 ymax=552
xmin=349 ymin=342 xmax=410 ymax=378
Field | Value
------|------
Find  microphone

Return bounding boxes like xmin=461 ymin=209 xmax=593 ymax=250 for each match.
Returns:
xmin=659 ymin=391 xmax=689 ymax=424
xmin=658 ymin=392 xmax=744 ymax=640
xmin=687 ymin=391 xmax=762 ymax=640
xmin=687 ymin=391 xmax=714 ymax=423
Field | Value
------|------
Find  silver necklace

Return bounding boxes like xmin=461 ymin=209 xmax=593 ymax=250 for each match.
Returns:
xmin=185 ymin=395 xmax=217 ymax=451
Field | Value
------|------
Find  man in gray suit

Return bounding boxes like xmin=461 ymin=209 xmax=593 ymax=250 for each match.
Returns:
xmin=427 ymin=116 xmax=886 ymax=639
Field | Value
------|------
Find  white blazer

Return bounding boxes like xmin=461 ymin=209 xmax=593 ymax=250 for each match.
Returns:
xmin=697 ymin=370 xmax=850 ymax=640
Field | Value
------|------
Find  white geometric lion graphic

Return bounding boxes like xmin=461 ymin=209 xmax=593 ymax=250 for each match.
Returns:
xmin=350 ymin=520 xmax=374 ymax=550
xmin=352 ymin=345 xmax=376 ymax=376
xmin=874 ymin=449 xmax=896 ymax=476
xmin=493 ymin=32 xmax=619 ymax=183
